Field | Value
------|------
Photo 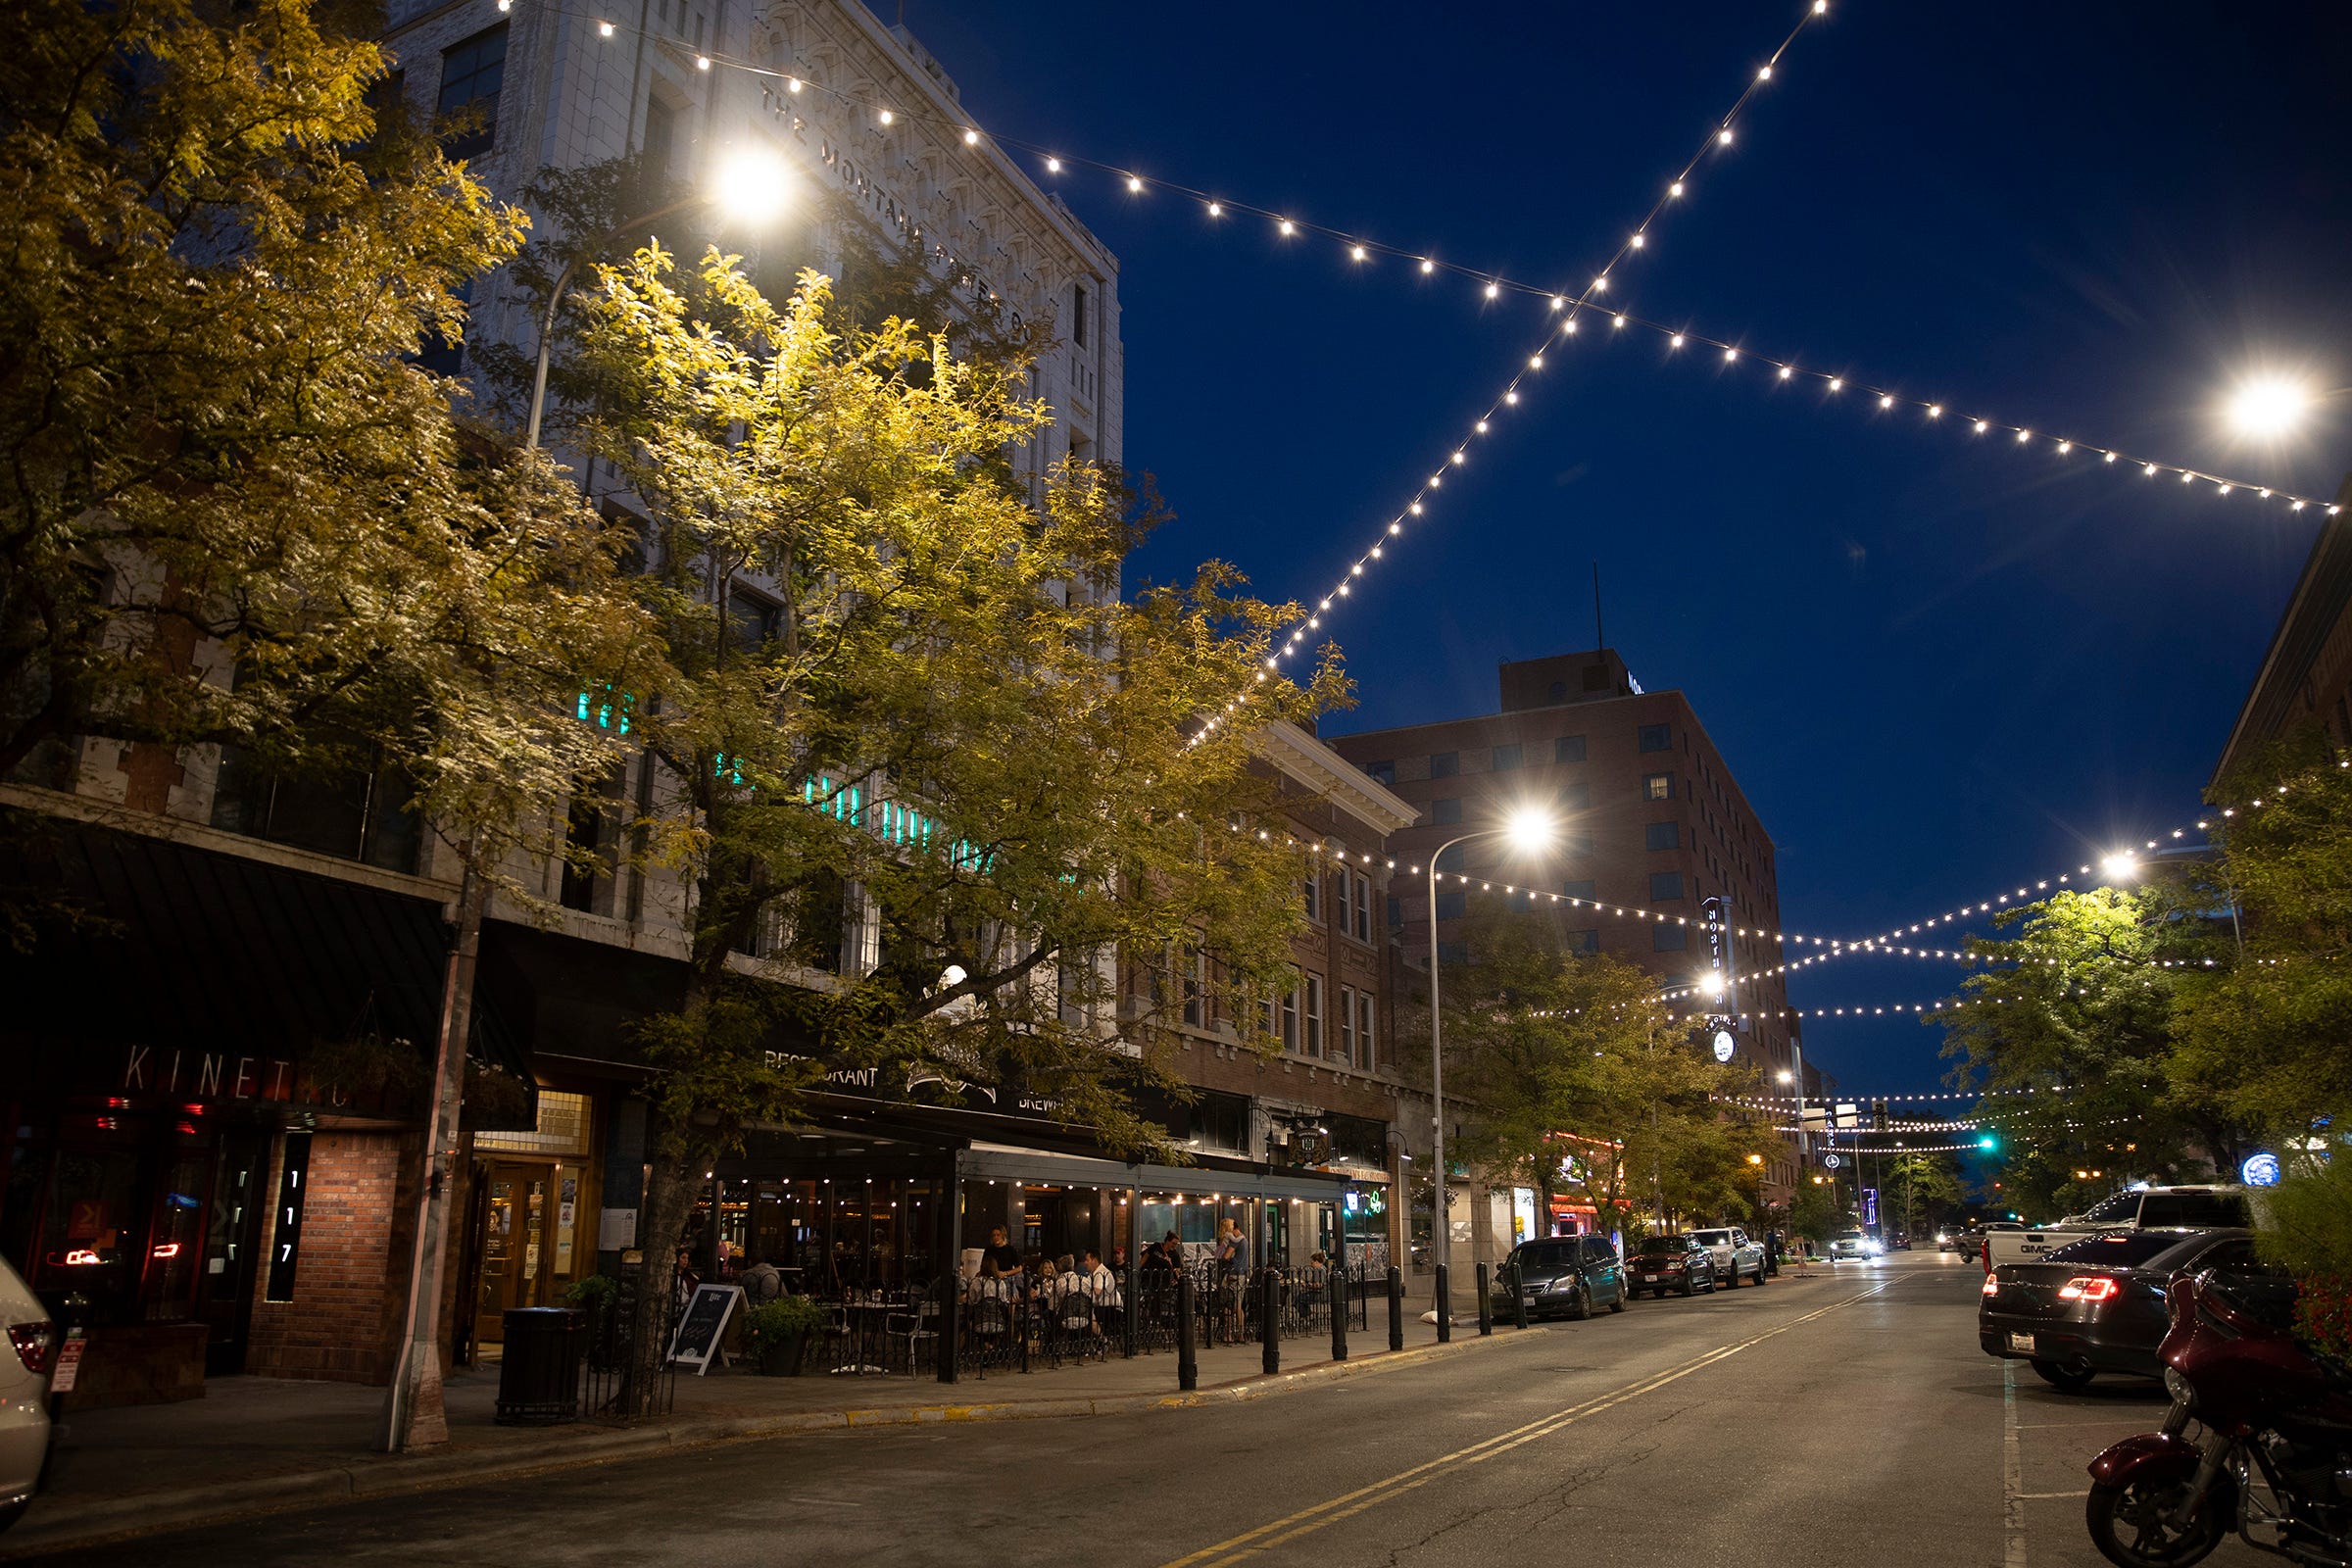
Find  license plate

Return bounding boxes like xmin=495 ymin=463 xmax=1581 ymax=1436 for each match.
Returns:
xmin=1642 ymin=1274 xmax=1658 ymax=1283
xmin=2007 ymin=1332 xmax=2034 ymax=1353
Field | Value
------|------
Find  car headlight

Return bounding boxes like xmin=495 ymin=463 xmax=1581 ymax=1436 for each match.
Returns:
xmin=2163 ymin=1367 xmax=2196 ymax=1409
xmin=1545 ymin=1277 xmax=1573 ymax=1292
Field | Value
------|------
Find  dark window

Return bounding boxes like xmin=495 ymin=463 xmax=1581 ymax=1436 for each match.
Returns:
xmin=1437 ymin=942 xmax=1469 ymax=965
xmin=1493 ymin=743 xmax=1523 ymax=772
xmin=1072 ymin=283 xmax=1089 ymax=348
xmin=1386 ymin=896 xmax=1402 ymax=929
xmin=1639 ymin=723 xmax=1672 ymax=753
xmin=1649 ymin=872 xmax=1684 ymax=901
xmin=1566 ymin=929 xmax=1599 ymax=954
xmin=1429 ymin=751 xmax=1459 ymax=778
xmin=2039 ymin=1232 xmax=2193 ymax=1268
xmin=2138 ymin=1194 xmax=2253 ymax=1229
xmin=1560 ymin=782 xmax=1592 ymax=808
xmin=1434 ymin=891 xmax=1466 ymax=921
xmin=1431 ymin=797 xmax=1461 ymax=825
xmin=643 ymin=98 xmax=677 ymax=174
xmin=1583 ymin=1237 xmax=1617 ymax=1264
xmin=1554 ymin=735 xmax=1587 ymax=763
xmin=1561 ymin=879 xmax=1596 ymax=902
xmin=1645 ymin=822 xmax=1680 ymax=851
xmin=1642 ymin=773 xmax=1672 ymax=802
xmin=1652 ymin=924 xmax=1688 ymax=952
xmin=414 ymin=275 xmax=472 ymax=375
xmin=1364 ymin=760 xmax=1396 ymax=786
xmin=436 ymin=23 xmax=509 ymax=160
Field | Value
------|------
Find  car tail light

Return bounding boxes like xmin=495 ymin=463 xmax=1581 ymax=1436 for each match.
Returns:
xmin=8 ymin=1322 xmax=54 ymax=1376
xmin=1981 ymin=1274 xmax=2001 ymax=1297
xmin=2058 ymin=1277 xmax=2120 ymax=1303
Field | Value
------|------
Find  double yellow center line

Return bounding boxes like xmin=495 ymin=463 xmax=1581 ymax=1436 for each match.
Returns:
xmin=1158 ymin=1282 xmax=1895 ymax=1567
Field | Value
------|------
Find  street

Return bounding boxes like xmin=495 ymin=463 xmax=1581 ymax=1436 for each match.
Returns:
xmin=29 ymin=1252 xmax=2259 ymax=1568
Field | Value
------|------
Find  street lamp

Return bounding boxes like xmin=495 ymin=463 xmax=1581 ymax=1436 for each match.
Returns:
xmin=1426 ymin=805 xmax=1555 ymax=1340
xmin=2223 ymin=373 xmax=2314 ymax=440
xmin=2099 ymin=851 xmax=2138 ymax=883
xmin=522 ymin=149 xmax=795 ymax=449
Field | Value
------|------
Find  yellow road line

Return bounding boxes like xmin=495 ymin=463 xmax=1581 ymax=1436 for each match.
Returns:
xmin=1158 ymin=1282 xmax=1895 ymax=1568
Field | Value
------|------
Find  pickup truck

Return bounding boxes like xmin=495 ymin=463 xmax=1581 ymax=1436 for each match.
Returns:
xmin=1981 ymin=1187 xmax=2254 ymax=1269
xmin=1689 ymin=1226 xmax=1767 ymax=1288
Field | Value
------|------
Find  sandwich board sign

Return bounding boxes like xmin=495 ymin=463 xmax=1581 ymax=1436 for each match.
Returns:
xmin=666 ymin=1284 xmax=741 ymax=1376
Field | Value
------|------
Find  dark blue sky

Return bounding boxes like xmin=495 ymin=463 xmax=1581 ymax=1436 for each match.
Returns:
xmin=888 ymin=2 xmax=2352 ymax=1097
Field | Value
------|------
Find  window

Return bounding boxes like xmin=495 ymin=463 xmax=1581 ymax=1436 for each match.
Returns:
xmin=1649 ymin=872 xmax=1685 ymax=901
xmin=1645 ymin=822 xmax=1680 ymax=851
xmin=1182 ymin=950 xmax=1204 ymax=1028
xmin=1653 ymin=924 xmax=1688 ymax=952
xmin=1437 ymin=942 xmax=1469 ymax=965
xmin=1559 ymin=781 xmax=1591 ymax=808
xmin=1364 ymin=760 xmax=1396 ymax=786
xmin=1584 ymin=1237 xmax=1617 ymax=1265
xmin=1303 ymin=976 xmax=1323 ymax=1054
xmin=1386 ymin=896 xmax=1401 ymax=930
xmin=1431 ymin=797 xmax=1461 ymax=826
xmin=1642 ymin=773 xmax=1672 ymax=802
xmin=1493 ymin=743 xmax=1523 ymax=771
xmin=1435 ymin=891 xmax=1466 ymax=921
xmin=1566 ymin=929 xmax=1599 ymax=954
xmin=1554 ymin=735 xmax=1587 ymax=763
xmin=1303 ymin=870 xmax=1322 ymax=923
xmin=1072 ymin=284 xmax=1089 ymax=348
xmin=1429 ymin=751 xmax=1459 ymax=778
xmin=1280 ymin=987 xmax=1299 ymax=1052
xmin=643 ymin=98 xmax=677 ymax=175
xmin=436 ymin=23 xmax=509 ymax=160
xmin=1338 ymin=986 xmax=1356 ymax=1064
xmin=1355 ymin=991 xmax=1377 ymax=1070
xmin=1351 ymin=872 xmax=1373 ymax=942
xmin=1561 ymin=879 xmax=1596 ymax=902
xmin=1639 ymin=723 xmax=1672 ymax=753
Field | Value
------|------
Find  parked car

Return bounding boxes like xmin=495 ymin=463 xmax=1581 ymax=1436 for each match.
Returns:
xmin=1981 ymin=1186 xmax=2254 ymax=1269
xmin=0 ymin=1255 xmax=53 ymax=1532
xmin=1977 ymin=1227 xmax=2271 ymax=1391
xmin=1493 ymin=1235 xmax=1628 ymax=1321
xmin=1827 ymin=1230 xmax=1882 ymax=1261
xmin=1688 ymin=1227 xmax=1767 ymax=1289
xmin=1625 ymin=1234 xmax=1717 ymax=1298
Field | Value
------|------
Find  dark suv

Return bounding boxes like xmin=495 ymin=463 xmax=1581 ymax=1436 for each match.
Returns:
xmin=1494 ymin=1235 xmax=1628 ymax=1321
xmin=1625 ymin=1234 xmax=1717 ymax=1298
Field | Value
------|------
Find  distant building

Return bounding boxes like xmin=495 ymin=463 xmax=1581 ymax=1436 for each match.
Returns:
xmin=2212 ymin=472 xmax=2352 ymax=786
xmin=1327 ymin=649 xmax=1804 ymax=1213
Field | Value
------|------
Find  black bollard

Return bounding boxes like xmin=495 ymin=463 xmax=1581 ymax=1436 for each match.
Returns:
xmin=1386 ymin=1266 xmax=1404 ymax=1352
xmin=1435 ymin=1262 xmax=1451 ymax=1344
xmin=1176 ymin=1274 xmax=1199 ymax=1392
xmin=1261 ymin=1271 xmax=1281 ymax=1377
xmin=1476 ymin=1262 xmax=1494 ymax=1337
xmin=937 ymin=1277 xmax=960 ymax=1385
xmin=1331 ymin=1266 xmax=1348 ymax=1363
xmin=1512 ymin=1263 xmax=1530 ymax=1331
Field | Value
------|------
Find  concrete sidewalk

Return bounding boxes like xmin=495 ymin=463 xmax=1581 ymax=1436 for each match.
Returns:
xmin=5 ymin=1285 xmax=1531 ymax=1558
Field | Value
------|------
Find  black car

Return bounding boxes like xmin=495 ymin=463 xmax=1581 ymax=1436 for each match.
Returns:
xmin=1493 ymin=1236 xmax=1629 ymax=1320
xmin=1978 ymin=1227 xmax=2268 ymax=1391
xmin=1624 ymin=1234 xmax=1717 ymax=1298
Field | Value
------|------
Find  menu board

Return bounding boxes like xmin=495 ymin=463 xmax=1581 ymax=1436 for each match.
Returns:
xmin=666 ymin=1284 xmax=740 ymax=1375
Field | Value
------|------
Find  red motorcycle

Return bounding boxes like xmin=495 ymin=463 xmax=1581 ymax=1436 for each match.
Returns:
xmin=2085 ymin=1266 xmax=2352 ymax=1567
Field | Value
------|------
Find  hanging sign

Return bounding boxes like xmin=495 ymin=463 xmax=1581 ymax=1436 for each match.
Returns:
xmin=1712 ymin=1028 xmax=1736 ymax=1063
xmin=1823 ymin=1153 xmax=1842 ymax=1170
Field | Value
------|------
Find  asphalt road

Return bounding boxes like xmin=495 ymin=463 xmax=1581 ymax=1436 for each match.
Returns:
xmin=35 ymin=1251 xmax=2265 ymax=1567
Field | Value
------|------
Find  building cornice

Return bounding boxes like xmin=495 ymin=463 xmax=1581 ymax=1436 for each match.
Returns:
xmin=1252 ymin=721 xmax=1418 ymax=836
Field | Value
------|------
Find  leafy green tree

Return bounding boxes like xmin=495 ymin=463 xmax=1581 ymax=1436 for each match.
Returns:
xmin=1788 ymin=1180 xmax=1842 ymax=1249
xmin=1885 ymin=1151 xmax=1965 ymax=1238
xmin=564 ymin=248 xmax=1332 ymax=1398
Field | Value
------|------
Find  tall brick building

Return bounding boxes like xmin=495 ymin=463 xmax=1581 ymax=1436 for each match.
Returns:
xmin=1327 ymin=649 xmax=1805 ymax=1207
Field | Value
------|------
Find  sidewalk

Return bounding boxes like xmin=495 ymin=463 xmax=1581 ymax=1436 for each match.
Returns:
xmin=5 ymin=1286 xmax=1504 ymax=1558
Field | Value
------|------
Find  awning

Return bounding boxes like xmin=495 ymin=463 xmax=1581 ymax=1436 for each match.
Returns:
xmin=957 ymin=1142 xmax=1349 ymax=1203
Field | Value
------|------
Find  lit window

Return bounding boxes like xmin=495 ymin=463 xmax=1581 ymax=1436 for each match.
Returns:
xmin=1642 ymin=773 xmax=1672 ymax=802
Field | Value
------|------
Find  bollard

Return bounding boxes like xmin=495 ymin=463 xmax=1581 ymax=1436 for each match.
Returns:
xmin=1476 ymin=1262 xmax=1494 ymax=1337
xmin=1435 ymin=1263 xmax=1451 ymax=1344
xmin=937 ymin=1277 xmax=960 ymax=1385
xmin=1331 ymin=1266 xmax=1348 ymax=1363
xmin=1121 ymin=1267 xmax=1137 ymax=1361
xmin=1513 ymin=1265 xmax=1530 ymax=1331
xmin=1177 ymin=1274 xmax=1199 ymax=1392
xmin=1261 ymin=1271 xmax=1281 ymax=1377
xmin=1387 ymin=1266 xmax=1404 ymax=1352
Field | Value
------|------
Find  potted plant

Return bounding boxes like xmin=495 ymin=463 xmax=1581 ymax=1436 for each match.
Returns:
xmin=743 ymin=1295 xmax=827 ymax=1376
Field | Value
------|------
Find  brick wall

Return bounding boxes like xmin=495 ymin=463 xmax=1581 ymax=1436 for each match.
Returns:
xmin=248 ymin=1130 xmax=416 ymax=1383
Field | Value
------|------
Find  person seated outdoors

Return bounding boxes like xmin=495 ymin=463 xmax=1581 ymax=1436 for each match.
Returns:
xmin=739 ymin=1254 xmax=783 ymax=1304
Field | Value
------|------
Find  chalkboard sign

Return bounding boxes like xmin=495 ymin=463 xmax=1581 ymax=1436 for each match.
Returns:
xmin=666 ymin=1284 xmax=740 ymax=1375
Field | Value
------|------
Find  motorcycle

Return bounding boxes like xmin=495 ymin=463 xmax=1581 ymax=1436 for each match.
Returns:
xmin=2084 ymin=1265 xmax=2352 ymax=1568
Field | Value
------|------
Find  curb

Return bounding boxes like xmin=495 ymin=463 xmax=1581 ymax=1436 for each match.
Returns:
xmin=0 ymin=1329 xmax=1510 ymax=1558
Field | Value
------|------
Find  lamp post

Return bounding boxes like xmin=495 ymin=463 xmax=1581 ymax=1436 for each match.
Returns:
xmin=1425 ymin=808 xmax=1556 ymax=1340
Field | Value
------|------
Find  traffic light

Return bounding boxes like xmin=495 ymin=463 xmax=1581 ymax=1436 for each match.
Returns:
xmin=1977 ymin=1133 xmax=1999 ymax=1152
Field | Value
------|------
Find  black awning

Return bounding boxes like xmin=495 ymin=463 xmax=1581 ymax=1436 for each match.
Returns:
xmin=0 ymin=809 xmax=525 ymax=1095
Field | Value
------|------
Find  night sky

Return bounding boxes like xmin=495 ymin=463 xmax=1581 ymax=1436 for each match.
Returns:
xmin=885 ymin=2 xmax=2352 ymax=1098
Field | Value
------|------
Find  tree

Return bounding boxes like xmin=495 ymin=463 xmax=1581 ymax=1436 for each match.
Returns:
xmin=1788 ymin=1180 xmax=1841 ymax=1249
xmin=1936 ymin=888 xmax=2243 ymax=1191
xmin=2169 ymin=729 xmax=2352 ymax=1151
xmin=1885 ymin=1151 xmax=1964 ymax=1238
xmin=564 ymin=246 xmax=1333 ymax=1399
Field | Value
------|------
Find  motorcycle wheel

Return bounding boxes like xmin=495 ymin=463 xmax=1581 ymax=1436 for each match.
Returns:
xmin=2084 ymin=1476 xmax=2230 ymax=1568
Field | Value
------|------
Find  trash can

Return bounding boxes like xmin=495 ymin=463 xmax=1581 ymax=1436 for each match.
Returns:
xmin=496 ymin=1306 xmax=585 ymax=1426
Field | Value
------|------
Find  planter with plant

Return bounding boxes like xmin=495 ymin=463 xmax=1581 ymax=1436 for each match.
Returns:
xmin=743 ymin=1295 xmax=828 ymax=1376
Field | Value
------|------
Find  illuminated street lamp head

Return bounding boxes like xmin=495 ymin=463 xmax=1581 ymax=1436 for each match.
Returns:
xmin=2100 ymin=851 xmax=2138 ymax=882
xmin=711 ymin=151 xmax=793 ymax=224
xmin=1698 ymin=970 xmax=1728 ymax=1001
xmin=1776 ymin=1068 xmax=1794 ymax=1084
xmin=2225 ymin=373 xmax=2314 ymax=439
xmin=1503 ymin=806 xmax=1556 ymax=853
